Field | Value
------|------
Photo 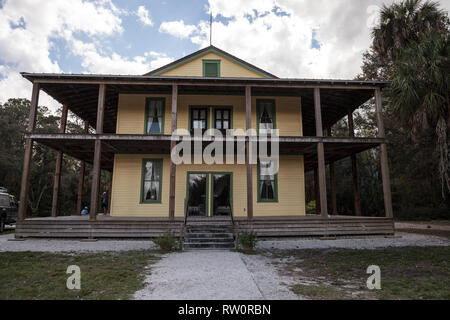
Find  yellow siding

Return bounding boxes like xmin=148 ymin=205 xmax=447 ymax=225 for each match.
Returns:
xmin=117 ymin=94 xmax=302 ymax=137
xmin=110 ymin=154 xmax=171 ymax=217
xmin=160 ymin=52 xmax=265 ymax=78
xmin=253 ymin=155 xmax=305 ymax=216
xmin=110 ymin=154 xmax=305 ymax=218
xmin=116 ymin=94 xmax=172 ymax=135
xmin=251 ymin=96 xmax=303 ymax=136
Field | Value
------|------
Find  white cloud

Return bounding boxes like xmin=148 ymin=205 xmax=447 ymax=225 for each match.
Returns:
xmin=184 ymin=0 xmax=450 ymax=79
xmin=137 ymin=5 xmax=153 ymax=26
xmin=69 ymin=38 xmax=173 ymax=74
xmin=0 ymin=0 xmax=124 ymax=110
xmin=159 ymin=20 xmax=197 ymax=38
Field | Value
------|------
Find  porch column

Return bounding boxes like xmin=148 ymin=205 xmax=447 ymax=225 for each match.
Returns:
xmin=108 ymin=171 xmax=113 ymax=215
xmin=89 ymin=84 xmax=106 ymax=221
xmin=348 ymin=111 xmax=362 ymax=216
xmin=327 ymin=126 xmax=338 ymax=215
xmin=314 ymin=168 xmax=321 ymax=214
xmin=18 ymin=83 xmax=40 ymax=222
xmin=375 ymin=88 xmax=393 ymax=218
xmin=51 ymin=104 xmax=68 ymax=217
xmin=314 ymin=88 xmax=328 ymax=217
xmin=245 ymin=86 xmax=253 ymax=220
xmin=76 ymin=121 xmax=89 ymax=215
xmin=169 ymin=84 xmax=178 ymax=220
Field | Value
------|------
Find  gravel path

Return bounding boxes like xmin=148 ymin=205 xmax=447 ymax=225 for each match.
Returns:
xmin=133 ymin=250 xmax=302 ymax=300
xmin=0 ymin=233 xmax=157 ymax=252
xmin=257 ymin=232 xmax=450 ymax=251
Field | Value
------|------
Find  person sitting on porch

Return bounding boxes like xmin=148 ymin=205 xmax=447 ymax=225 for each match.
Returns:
xmin=81 ymin=207 xmax=88 ymax=215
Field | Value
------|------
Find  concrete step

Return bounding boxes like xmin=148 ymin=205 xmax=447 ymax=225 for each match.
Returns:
xmin=184 ymin=237 xmax=234 ymax=243
xmin=185 ymin=232 xmax=233 ymax=239
xmin=186 ymin=227 xmax=233 ymax=233
xmin=184 ymin=242 xmax=235 ymax=249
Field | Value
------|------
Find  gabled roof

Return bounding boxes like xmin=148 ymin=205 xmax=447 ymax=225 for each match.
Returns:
xmin=144 ymin=45 xmax=278 ymax=79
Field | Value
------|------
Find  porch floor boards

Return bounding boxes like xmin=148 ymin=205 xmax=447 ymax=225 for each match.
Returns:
xmin=15 ymin=215 xmax=394 ymax=239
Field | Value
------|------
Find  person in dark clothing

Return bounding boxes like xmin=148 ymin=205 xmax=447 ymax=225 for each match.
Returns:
xmin=101 ymin=191 xmax=108 ymax=215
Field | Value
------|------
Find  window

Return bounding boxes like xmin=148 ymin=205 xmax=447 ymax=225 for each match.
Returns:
xmin=190 ymin=107 xmax=209 ymax=135
xmin=258 ymin=159 xmax=278 ymax=202
xmin=214 ymin=107 xmax=232 ymax=134
xmin=145 ymin=98 xmax=165 ymax=134
xmin=141 ymin=159 xmax=163 ymax=203
xmin=203 ymin=60 xmax=220 ymax=77
xmin=257 ymin=99 xmax=276 ymax=135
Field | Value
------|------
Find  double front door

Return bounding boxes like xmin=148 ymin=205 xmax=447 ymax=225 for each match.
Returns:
xmin=187 ymin=173 xmax=232 ymax=217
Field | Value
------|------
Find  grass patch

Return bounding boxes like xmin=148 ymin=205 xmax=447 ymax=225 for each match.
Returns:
xmin=0 ymin=250 xmax=159 ymax=300
xmin=271 ymin=246 xmax=450 ymax=300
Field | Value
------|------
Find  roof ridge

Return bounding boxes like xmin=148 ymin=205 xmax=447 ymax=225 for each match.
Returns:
xmin=143 ymin=45 xmax=278 ymax=79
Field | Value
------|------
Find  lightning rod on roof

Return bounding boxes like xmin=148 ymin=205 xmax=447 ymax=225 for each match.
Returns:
xmin=210 ymin=10 xmax=212 ymax=46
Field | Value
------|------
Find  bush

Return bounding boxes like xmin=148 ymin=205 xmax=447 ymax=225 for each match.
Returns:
xmin=238 ymin=232 xmax=258 ymax=251
xmin=153 ymin=232 xmax=180 ymax=251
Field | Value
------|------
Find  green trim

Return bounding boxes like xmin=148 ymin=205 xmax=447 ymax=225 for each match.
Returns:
xmin=188 ymin=106 xmax=210 ymax=133
xmin=188 ymin=105 xmax=234 ymax=134
xmin=151 ymin=47 xmax=274 ymax=78
xmin=212 ymin=106 xmax=233 ymax=131
xmin=210 ymin=172 xmax=233 ymax=217
xmin=257 ymin=159 xmax=279 ymax=203
xmin=144 ymin=97 xmax=166 ymax=135
xmin=186 ymin=172 xmax=210 ymax=217
xmin=140 ymin=158 xmax=163 ymax=204
xmin=256 ymin=99 xmax=277 ymax=135
xmin=202 ymin=59 xmax=221 ymax=77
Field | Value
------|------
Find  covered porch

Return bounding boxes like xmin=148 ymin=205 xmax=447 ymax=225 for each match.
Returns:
xmin=15 ymin=74 xmax=394 ymax=238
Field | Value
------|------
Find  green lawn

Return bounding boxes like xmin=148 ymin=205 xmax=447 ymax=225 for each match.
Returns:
xmin=0 ymin=251 xmax=159 ymax=300
xmin=270 ymin=246 xmax=450 ymax=300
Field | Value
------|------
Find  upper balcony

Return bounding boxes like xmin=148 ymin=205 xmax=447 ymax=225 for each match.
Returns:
xmin=20 ymin=73 xmax=388 ymax=171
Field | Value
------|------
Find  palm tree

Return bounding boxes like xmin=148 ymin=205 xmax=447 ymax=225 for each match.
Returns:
xmin=372 ymin=0 xmax=449 ymax=66
xmin=389 ymin=32 xmax=450 ymax=196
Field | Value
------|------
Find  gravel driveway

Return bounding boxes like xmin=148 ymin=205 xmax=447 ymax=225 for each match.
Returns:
xmin=0 ymin=233 xmax=157 ymax=252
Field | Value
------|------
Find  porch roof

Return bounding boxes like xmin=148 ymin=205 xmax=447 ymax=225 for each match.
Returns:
xmin=21 ymin=73 xmax=388 ymax=136
xmin=25 ymin=133 xmax=383 ymax=172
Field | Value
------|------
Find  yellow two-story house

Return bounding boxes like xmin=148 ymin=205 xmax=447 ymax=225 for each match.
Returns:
xmin=17 ymin=45 xmax=395 ymax=240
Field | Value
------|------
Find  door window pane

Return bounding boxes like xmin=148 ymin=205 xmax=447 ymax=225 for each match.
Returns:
xmin=187 ymin=174 xmax=208 ymax=216
xmin=258 ymin=100 xmax=275 ymax=134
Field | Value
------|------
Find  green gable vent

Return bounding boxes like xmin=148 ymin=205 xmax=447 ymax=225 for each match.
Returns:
xmin=203 ymin=59 xmax=220 ymax=77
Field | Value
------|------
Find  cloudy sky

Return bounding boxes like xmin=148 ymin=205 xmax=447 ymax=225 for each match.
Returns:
xmin=1 ymin=0 xmax=449 ymax=110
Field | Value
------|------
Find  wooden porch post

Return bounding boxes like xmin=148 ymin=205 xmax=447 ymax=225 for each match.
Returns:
xmin=348 ymin=111 xmax=362 ymax=216
xmin=314 ymin=168 xmax=320 ymax=214
xmin=108 ymin=171 xmax=113 ymax=215
xmin=18 ymin=83 xmax=40 ymax=222
xmin=375 ymin=88 xmax=393 ymax=218
xmin=169 ymin=84 xmax=178 ymax=220
xmin=327 ymin=125 xmax=338 ymax=215
xmin=314 ymin=88 xmax=328 ymax=217
xmin=245 ymin=86 xmax=253 ymax=220
xmin=76 ymin=121 xmax=89 ymax=215
xmin=51 ymin=104 xmax=68 ymax=217
xmin=89 ymin=84 xmax=106 ymax=221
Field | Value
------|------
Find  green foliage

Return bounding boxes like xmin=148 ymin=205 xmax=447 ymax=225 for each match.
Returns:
xmin=0 ymin=99 xmax=111 ymax=217
xmin=153 ymin=232 xmax=181 ymax=252
xmin=238 ymin=232 xmax=258 ymax=251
